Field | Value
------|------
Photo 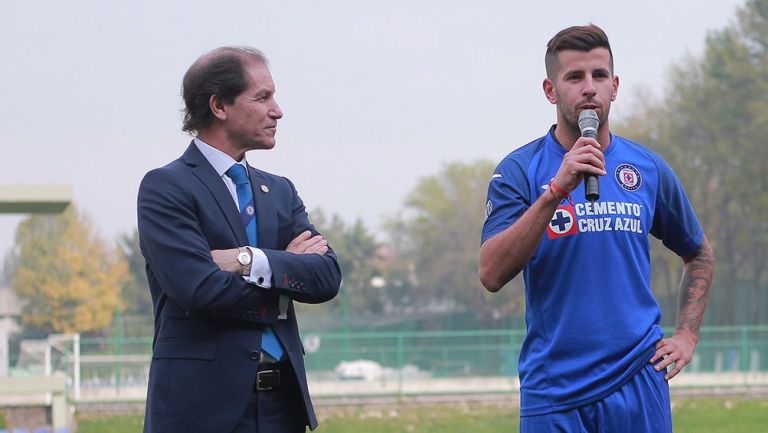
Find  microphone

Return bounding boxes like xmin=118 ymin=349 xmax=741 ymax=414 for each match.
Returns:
xmin=578 ymin=109 xmax=600 ymax=201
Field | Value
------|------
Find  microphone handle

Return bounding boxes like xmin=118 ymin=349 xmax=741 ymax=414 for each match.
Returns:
xmin=582 ymin=130 xmax=600 ymax=201
xmin=585 ymin=174 xmax=599 ymax=201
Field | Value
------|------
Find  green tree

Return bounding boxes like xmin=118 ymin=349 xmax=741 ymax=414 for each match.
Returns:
xmin=118 ymin=229 xmax=153 ymax=316
xmin=617 ymin=0 xmax=768 ymax=324
xmin=9 ymin=205 xmax=128 ymax=334
xmin=309 ymin=210 xmax=383 ymax=314
xmin=386 ymin=160 xmax=524 ymax=327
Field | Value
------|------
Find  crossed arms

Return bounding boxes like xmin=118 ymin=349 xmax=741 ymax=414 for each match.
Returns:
xmin=137 ymin=168 xmax=341 ymax=323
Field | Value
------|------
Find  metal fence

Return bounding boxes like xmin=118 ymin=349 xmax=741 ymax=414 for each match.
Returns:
xmin=44 ymin=324 xmax=764 ymax=401
xmin=303 ymin=329 xmax=524 ymax=377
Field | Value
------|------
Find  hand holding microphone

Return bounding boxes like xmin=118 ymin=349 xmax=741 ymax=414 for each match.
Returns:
xmin=551 ymin=109 xmax=606 ymax=201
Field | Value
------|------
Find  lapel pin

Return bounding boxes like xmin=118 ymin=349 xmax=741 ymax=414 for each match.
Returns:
xmin=261 ymin=185 xmax=269 ymax=193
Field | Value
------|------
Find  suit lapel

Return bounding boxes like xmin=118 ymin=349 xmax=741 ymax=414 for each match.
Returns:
xmin=182 ymin=142 xmax=248 ymax=246
xmin=247 ymin=164 xmax=277 ymax=249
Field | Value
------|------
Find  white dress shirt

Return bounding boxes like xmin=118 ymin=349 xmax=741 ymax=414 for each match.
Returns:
xmin=193 ymin=138 xmax=273 ymax=288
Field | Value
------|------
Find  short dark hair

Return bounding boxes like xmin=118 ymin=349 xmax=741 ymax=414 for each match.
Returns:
xmin=545 ymin=24 xmax=613 ymax=80
xmin=181 ymin=46 xmax=267 ymax=134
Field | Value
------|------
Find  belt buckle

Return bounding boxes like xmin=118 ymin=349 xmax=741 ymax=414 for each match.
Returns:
xmin=256 ymin=369 xmax=280 ymax=391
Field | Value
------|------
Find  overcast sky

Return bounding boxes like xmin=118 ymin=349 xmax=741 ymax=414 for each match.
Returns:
xmin=0 ymin=0 xmax=745 ymax=264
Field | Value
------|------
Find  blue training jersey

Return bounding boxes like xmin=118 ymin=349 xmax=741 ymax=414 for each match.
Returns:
xmin=481 ymin=126 xmax=703 ymax=416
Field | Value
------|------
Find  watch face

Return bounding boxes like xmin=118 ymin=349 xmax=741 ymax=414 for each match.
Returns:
xmin=238 ymin=251 xmax=251 ymax=265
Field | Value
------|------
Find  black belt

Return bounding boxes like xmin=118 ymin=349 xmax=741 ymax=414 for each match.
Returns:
xmin=254 ymin=359 xmax=288 ymax=391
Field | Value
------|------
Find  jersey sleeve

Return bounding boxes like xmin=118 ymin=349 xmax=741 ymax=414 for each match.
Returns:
xmin=481 ymin=157 xmax=531 ymax=245
xmin=649 ymin=154 xmax=704 ymax=256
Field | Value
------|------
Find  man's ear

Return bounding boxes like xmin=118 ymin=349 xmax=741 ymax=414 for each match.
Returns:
xmin=543 ymin=78 xmax=557 ymax=105
xmin=209 ymin=94 xmax=227 ymax=121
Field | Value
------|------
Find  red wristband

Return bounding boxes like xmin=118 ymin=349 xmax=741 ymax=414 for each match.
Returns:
xmin=548 ymin=180 xmax=568 ymax=199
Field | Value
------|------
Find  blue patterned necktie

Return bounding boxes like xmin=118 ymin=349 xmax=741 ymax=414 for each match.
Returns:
xmin=226 ymin=163 xmax=284 ymax=360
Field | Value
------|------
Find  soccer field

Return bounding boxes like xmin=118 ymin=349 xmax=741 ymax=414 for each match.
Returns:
xmin=77 ymin=397 xmax=768 ymax=433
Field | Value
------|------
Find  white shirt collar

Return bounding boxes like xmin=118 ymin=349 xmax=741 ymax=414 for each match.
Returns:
xmin=193 ymin=137 xmax=248 ymax=177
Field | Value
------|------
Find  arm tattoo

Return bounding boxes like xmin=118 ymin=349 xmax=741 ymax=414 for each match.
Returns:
xmin=677 ymin=243 xmax=715 ymax=335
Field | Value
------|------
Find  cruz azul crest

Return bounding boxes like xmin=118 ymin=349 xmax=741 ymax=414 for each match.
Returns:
xmin=615 ymin=163 xmax=642 ymax=191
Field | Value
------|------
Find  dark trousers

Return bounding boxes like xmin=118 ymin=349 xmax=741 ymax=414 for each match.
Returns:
xmin=232 ymin=359 xmax=308 ymax=433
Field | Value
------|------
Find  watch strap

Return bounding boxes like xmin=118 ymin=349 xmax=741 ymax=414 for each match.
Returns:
xmin=238 ymin=247 xmax=253 ymax=276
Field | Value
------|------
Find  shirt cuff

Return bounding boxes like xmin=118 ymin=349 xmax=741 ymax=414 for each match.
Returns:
xmin=244 ymin=247 xmax=272 ymax=288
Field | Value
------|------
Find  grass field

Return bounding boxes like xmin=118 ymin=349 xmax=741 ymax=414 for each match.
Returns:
xmin=77 ymin=398 xmax=768 ymax=433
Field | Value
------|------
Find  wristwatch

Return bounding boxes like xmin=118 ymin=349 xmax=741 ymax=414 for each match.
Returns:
xmin=237 ymin=247 xmax=252 ymax=276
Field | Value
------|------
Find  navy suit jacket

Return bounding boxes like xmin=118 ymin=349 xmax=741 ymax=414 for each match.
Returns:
xmin=138 ymin=143 xmax=341 ymax=433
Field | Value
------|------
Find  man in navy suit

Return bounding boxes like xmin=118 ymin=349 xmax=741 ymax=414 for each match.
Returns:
xmin=138 ymin=46 xmax=341 ymax=433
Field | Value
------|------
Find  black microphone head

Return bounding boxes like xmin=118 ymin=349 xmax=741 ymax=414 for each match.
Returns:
xmin=578 ymin=109 xmax=599 ymax=137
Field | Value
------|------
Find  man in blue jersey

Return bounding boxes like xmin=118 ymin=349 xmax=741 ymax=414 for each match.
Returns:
xmin=479 ymin=25 xmax=714 ymax=432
